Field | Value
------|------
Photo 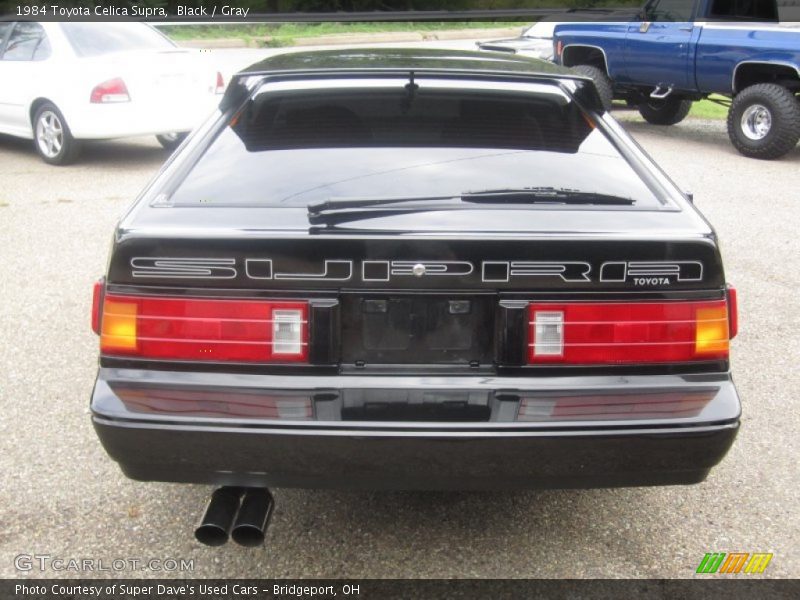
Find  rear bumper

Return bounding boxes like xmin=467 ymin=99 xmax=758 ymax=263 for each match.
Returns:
xmin=67 ymin=98 xmax=219 ymax=140
xmin=91 ymin=368 xmax=740 ymax=490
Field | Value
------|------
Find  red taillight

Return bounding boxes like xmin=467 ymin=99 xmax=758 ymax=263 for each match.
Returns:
xmin=90 ymin=78 xmax=130 ymax=104
xmin=215 ymin=71 xmax=225 ymax=94
xmin=727 ymin=285 xmax=738 ymax=339
xmin=99 ymin=294 xmax=309 ymax=363
xmin=527 ymin=300 xmax=730 ymax=365
xmin=556 ymin=40 xmax=564 ymax=59
xmin=92 ymin=278 xmax=105 ymax=335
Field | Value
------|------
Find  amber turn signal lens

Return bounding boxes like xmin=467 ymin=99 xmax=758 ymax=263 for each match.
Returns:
xmin=100 ymin=299 xmax=138 ymax=352
xmin=695 ymin=305 xmax=729 ymax=357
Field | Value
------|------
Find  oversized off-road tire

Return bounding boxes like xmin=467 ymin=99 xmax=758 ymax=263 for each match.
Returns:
xmin=156 ymin=132 xmax=189 ymax=152
xmin=727 ymin=83 xmax=800 ymax=160
xmin=638 ymin=98 xmax=693 ymax=125
xmin=32 ymin=102 xmax=81 ymax=165
xmin=572 ymin=64 xmax=613 ymax=112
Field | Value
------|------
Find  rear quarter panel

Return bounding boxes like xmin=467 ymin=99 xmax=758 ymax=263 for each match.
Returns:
xmin=695 ymin=24 xmax=800 ymax=94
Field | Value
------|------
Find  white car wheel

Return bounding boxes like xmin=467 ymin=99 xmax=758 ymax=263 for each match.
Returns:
xmin=33 ymin=103 xmax=81 ymax=165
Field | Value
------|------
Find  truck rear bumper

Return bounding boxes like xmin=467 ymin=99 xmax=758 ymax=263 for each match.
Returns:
xmin=91 ymin=368 xmax=740 ymax=490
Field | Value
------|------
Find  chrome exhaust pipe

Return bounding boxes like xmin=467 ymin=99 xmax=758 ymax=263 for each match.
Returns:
xmin=194 ymin=487 xmax=243 ymax=547
xmin=231 ymin=488 xmax=275 ymax=547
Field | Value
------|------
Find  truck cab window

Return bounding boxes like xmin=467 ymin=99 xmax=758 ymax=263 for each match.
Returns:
xmin=644 ymin=0 xmax=696 ymax=21
xmin=709 ymin=0 xmax=779 ymax=20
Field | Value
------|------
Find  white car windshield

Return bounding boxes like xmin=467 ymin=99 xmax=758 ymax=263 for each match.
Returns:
xmin=60 ymin=23 xmax=175 ymax=57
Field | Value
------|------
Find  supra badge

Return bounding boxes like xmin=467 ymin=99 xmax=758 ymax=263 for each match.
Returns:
xmin=129 ymin=257 xmax=704 ymax=286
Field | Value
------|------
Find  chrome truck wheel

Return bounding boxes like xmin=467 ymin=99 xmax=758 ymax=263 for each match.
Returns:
xmin=740 ymin=104 xmax=772 ymax=140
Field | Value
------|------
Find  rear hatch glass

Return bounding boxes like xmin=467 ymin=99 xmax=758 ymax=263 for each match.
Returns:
xmin=169 ymin=78 xmax=665 ymax=209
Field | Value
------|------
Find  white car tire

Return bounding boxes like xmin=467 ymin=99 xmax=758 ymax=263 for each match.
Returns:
xmin=156 ymin=132 xmax=189 ymax=152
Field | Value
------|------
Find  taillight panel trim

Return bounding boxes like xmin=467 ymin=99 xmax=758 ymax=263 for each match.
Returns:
xmin=95 ymin=284 xmax=733 ymax=373
xmin=308 ymin=298 xmax=341 ymax=365
xmin=727 ymin=284 xmax=738 ymax=339
xmin=92 ymin=277 xmax=105 ymax=335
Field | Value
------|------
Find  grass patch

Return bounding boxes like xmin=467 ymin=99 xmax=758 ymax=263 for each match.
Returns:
xmin=263 ymin=36 xmax=296 ymax=48
xmin=689 ymin=96 xmax=729 ymax=120
xmin=159 ymin=21 xmax=521 ymax=45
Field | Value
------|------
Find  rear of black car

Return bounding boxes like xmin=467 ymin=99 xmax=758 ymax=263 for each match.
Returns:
xmin=91 ymin=50 xmax=740 ymax=491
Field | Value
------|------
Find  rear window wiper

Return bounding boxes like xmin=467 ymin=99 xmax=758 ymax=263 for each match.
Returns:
xmin=307 ymin=188 xmax=634 ymax=225
xmin=307 ymin=194 xmax=459 ymax=216
xmin=460 ymin=187 xmax=635 ymax=205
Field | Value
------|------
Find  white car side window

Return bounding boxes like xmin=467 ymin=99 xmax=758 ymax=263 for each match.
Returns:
xmin=2 ymin=22 xmax=50 ymax=61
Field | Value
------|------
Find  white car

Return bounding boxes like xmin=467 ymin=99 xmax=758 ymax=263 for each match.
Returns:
xmin=476 ymin=21 xmax=561 ymax=62
xmin=0 ymin=21 xmax=224 ymax=164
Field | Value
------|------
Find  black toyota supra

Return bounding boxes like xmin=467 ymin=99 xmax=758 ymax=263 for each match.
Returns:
xmin=89 ymin=48 xmax=740 ymax=547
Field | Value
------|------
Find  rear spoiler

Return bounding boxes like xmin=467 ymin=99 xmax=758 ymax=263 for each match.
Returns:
xmin=220 ymin=68 xmax=607 ymax=115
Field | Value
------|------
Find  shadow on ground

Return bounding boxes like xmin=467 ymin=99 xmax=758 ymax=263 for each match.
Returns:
xmin=0 ymin=134 xmax=170 ymax=168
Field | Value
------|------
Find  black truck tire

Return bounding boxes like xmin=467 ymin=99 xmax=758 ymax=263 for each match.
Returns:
xmin=638 ymin=98 xmax=693 ymax=125
xmin=572 ymin=64 xmax=613 ymax=112
xmin=727 ymin=83 xmax=800 ymax=160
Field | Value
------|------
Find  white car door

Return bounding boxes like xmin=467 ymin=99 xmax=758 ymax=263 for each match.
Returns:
xmin=0 ymin=22 xmax=54 ymax=138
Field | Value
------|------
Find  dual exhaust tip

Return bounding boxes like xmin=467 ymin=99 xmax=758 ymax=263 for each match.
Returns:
xmin=195 ymin=487 xmax=274 ymax=548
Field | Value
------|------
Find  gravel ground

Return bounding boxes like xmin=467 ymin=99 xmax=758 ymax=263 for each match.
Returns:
xmin=0 ymin=108 xmax=798 ymax=579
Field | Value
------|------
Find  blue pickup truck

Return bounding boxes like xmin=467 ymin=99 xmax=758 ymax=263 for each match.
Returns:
xmin=554 ymin=0 xmax=800 ymax=159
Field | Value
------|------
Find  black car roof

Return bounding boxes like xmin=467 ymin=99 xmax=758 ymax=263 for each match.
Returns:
xmin=238 ymin=47 xmax=572 ymax=77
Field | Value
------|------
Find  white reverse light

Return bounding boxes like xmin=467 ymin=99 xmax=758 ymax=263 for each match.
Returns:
xmin=533 ymin=311 xmax=564 ymax=356
xmin=272 ymin=309 xmax=304 ymax=355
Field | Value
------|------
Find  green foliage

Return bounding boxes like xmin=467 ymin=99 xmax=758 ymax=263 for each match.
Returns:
xmin=689 ymin=98 xmax=729 ymax=120
xmin=159 ymin=20 xmax=518 ymax=42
